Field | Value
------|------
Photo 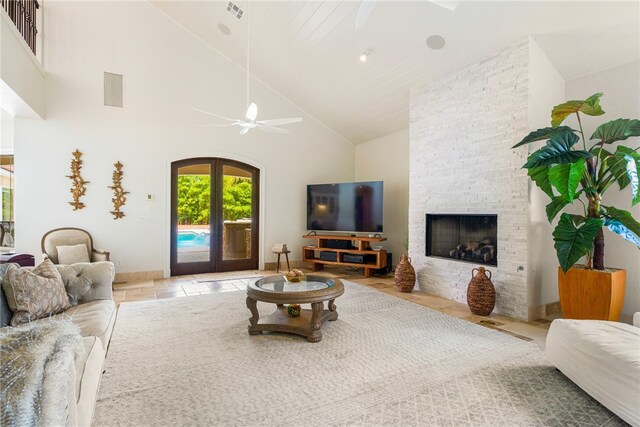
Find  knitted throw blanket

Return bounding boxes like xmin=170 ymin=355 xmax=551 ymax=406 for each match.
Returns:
xmin=1 ymin=318 xmax=82 ymax=426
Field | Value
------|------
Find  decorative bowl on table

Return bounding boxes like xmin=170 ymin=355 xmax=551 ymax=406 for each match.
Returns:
xmin=372 ymin=245 xmax=383 ymax=251
xmin=287 ymin=304 xmax=302 ymax=317
xmin=284 ymin=269 xmax=305 ymax=283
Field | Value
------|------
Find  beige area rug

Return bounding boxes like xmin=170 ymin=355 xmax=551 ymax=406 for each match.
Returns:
xmin=94 ymin=282 xmax=623 ymax=426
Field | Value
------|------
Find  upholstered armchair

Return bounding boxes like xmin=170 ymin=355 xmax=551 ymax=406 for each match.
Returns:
xmin=41 ymin=228 xmax=110 ymax=264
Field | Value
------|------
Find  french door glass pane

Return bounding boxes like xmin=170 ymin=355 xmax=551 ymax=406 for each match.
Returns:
xmin=222 ymin=164 xmax=252 ymax=261
xmin=176 ymin=164 xmax=211 ymax=264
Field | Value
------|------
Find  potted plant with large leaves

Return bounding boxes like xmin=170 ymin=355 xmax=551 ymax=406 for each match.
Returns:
xmin=513 ymin=93 xmax=640 ymax=321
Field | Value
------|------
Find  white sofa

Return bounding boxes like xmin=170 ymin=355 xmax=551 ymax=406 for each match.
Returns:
xmin=0 ymin=262 xmax=116 ymax=426
xmin=546 ymin=315 xmax=640 ymax=426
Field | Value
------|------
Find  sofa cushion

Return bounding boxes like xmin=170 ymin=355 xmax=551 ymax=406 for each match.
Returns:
xmin=72 ymin=336 xmax=105 ymax=427
xmin=57 ymin=244 xmax=90 ymax=265
xmin=64 ymin=300 xmax=116 ymax=348
xmin=2 ymin=260 xmax=71 ymax=326
xmin=57 ymin=263 xmax=114 ymax=306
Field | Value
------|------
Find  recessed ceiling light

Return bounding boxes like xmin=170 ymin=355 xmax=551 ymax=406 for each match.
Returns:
xmin=360 ymin=49 xmax=370 ymax=62
xmin=426 ymin=35 xmax=446 ymax=50
xmin=217 ymin=22 xmax=231 ymax=36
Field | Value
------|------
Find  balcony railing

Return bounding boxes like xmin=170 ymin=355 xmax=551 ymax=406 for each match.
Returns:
xmin=1 ymin=0 xmax=40 ymax=54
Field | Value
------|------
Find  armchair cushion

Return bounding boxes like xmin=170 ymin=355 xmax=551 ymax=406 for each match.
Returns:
xmin=2 ymin=260 xmax=71 ymax=326
xmin=57 ymin=244 xmax=90 ymax=265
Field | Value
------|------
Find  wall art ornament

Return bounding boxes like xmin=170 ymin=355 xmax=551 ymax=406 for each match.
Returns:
xmin=108 ymin=161 xmax=129 ymax=219
xmin=67 ymin=149 xmax=89 ymax=210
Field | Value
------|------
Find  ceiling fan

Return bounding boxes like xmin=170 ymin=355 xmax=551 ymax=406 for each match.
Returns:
xmin=195 ymin=1 xmax=303 ymax=135
xmin=194 ymin=103 xmax=302 ymax=135
xmin=355 ymin=0 xmax=460 ymax=30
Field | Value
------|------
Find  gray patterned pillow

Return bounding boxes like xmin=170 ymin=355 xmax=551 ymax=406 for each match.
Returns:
xmin=2 ymin=259 xmax=71 ymax=326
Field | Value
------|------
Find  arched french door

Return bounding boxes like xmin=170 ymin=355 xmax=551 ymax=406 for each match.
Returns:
xmin=170 ymin=158 xmax=259 ymax=276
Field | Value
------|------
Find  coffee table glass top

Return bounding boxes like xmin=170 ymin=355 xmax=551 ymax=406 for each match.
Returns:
xmin=254 ymin=275 xmax=336 ymax=292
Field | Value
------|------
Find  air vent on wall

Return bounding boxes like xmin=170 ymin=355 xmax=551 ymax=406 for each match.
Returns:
xmin=104 ymin=72 xmax=123 ymax=108
xmin=226 ymin=1 xmax=243 ymax=19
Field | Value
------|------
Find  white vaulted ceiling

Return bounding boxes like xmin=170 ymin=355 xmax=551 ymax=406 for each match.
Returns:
xmin=150 ymin=1 xmax=640 ymax=144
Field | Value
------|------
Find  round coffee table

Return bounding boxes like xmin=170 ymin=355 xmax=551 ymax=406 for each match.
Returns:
xmin=246 ymin=275 xmax=344 ymax=343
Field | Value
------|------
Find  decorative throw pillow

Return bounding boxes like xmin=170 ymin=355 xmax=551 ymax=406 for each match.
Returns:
xmin=1 ymin=259 xmax=71 ymax=326
xmin=56 ymin=243 xmax=90 ymax=265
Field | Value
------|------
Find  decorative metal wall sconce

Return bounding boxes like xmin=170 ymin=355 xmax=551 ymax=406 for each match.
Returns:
xmin=67 ymin=149 xmax=89 ymax=210
xmin=109 ymin=161 xmax=129 ymax=219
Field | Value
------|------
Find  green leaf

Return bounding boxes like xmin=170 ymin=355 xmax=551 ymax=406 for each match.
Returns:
xmin=546 ymin=197 xmax=571 ymax=222
xmin=551 ymin=93 xmax=605 ymax=128
xmin=545 ymin=191 xmax=583 ymax=222
xmin=513 ymin=126 xmax=576 ymax=148
xmin=548 ymin=159 xmax=585 ymax=202
xmin=553 ymin=214 xmax=603 ymax=272
xmin=591 ymin=147 xmax=613 ymax=157
xmin=603 ymin=206 xmax=640 ymax=248
xmin=528 ymin=166 xmax=554 ymax=198
xmin=608 ymin=146 xmax=640 ymax=196
xmin=590 ymin=118 xmax=640 ymax=144
xmin=523 ymin=131 xmax=592 ymax=169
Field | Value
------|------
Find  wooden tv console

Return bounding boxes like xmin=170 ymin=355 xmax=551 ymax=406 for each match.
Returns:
xmin=302 ymin=234 xmax=387 ymax=278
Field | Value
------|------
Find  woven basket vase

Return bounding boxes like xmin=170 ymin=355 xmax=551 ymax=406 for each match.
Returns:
xmin=394 ymin=254 xmax=416 ymax=293
xmin=467 ymin=267 xmax=495 ymax=316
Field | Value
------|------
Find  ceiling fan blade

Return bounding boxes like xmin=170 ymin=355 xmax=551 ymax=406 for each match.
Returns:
xmin=196 ymin=123 xmax=236 ymax=127
xmin=193 ymin=108 xmax=236 ymax=122
xmin=256 ymin=117 xmax=303 ymax=126
xmin=239 ymin=127 xmax=250 ymax=136
xmin=257 ymin=124 xmax=290 ymax=134
xmin=355 ymin=0 xmax=377 ymax=30
xmin=245 ymin=103 xmax=258 ymax=122
xmin=428 ymin=0 xmax=460 ymax=11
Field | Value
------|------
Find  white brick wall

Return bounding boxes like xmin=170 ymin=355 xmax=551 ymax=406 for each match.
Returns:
xmin=409 ymin=39 xmax=531 ymax=320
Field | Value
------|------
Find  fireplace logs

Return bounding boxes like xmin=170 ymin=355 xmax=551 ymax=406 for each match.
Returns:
xmin=426 ymin=214 xmax=498 ymax=266
xmin=449 ymin=239 xmax=495 ymax=263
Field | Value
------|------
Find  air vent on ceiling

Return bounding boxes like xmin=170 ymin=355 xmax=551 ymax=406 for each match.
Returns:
xmin=226 ymin=1 xmax=243 ymax=19
xmin=104 ymin=72 xmax=123 ymax=108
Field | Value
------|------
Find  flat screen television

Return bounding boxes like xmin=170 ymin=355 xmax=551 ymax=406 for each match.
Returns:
xmin=307 ymin=181 xmax=383 ymax=233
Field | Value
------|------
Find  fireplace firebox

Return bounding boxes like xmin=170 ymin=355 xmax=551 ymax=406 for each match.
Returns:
xmin=426 ymin=214 xmax=498 ymax=266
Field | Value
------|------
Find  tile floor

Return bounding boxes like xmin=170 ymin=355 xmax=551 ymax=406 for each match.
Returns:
xmin=113 ymin=267 xmax=555 ymax=347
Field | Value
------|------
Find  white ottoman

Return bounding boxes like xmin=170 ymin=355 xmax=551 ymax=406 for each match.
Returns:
xmin=546 ymin=317 xmax=640 ymax=426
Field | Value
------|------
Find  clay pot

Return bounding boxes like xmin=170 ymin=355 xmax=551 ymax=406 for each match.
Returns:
xmin=394 ymin=254 xmax=416 ymax=293
xmin=467 ymin=267 xmax=495 ymax=316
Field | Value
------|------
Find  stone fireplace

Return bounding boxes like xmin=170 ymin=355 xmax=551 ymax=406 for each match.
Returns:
xmin=409 ymin=38 xmax=565 ymax=320
xmin=426 ymin=214 xmax=497 ymax=266
xmin=409 ymin=38 xmax=566 ymax=321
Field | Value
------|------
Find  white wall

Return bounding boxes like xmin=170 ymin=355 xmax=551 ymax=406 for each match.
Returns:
xmin=527 ymin=38 xmax=566 ymax=313
xmin=14 ymin=1 xmax=354 ymax=276
xmin=565 ymin=61 xmax=640 ymax=321
xmin=355 ymin=129 xmax=409 ymax=263
xmin=0 ymin=9 xmax=45 ymax=118
xmin=0 ymin=108 xmax=13 ymax=154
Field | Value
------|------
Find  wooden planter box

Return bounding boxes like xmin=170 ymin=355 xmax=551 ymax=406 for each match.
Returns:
xmin=558 ymin=266 xmax=626 ymax=321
